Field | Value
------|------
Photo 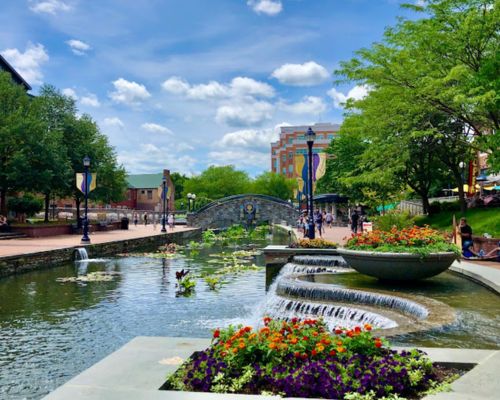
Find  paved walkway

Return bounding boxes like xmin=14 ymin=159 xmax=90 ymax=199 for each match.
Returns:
xmin=293 ymin=225 xmax=352 ymax=245
xmin=0 ymin=225 xmax=194 ymax=258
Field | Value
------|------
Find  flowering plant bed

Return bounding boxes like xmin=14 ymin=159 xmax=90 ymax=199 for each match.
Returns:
xmin=290 ymin=238 xmax=338 ymax=249
xmin=164 ymin=318 xmax=458 ymax=399
xmin=345 ymin=226 xmax=460 ymax=257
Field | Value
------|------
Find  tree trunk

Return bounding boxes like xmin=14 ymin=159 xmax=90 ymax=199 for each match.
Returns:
xmin=0 ymin=189 xmax=6 ymax=216
xmin=451 ymin=169 xmax=467 ymax=214
xmin=75 ymin=197 xmax=81 ymax=228
xmin=44 ymin=193 xmax=50 ymax=222
xmin=422 ymin=194 xmax=430 ymax=215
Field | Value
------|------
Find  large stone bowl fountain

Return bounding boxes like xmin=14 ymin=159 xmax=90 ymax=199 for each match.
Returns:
xmin=336 ymin=248 xmax=457 ymax=281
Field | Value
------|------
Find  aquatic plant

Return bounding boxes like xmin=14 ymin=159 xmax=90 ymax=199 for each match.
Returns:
xmin=166 ymin=318 xmax=450 ymax=398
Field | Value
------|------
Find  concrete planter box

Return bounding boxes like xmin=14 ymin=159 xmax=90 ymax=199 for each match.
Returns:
xmin=337 ymin=248 xmax=457 ymax=280
xmin=12 ymin=224 xmax=72 ymax=237
xmin=43 ymin=336 xmax=500 ymax=400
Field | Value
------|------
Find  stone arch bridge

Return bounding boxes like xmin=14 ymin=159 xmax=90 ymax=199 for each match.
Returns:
xmin=186 ymin=194 xmax=299 ymax=229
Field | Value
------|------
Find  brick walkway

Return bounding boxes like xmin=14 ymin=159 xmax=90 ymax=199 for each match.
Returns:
xmin=294 ymin=225 xmax=353 ymax=245
xmin=0 ymin=225 xmax=194 ymax=258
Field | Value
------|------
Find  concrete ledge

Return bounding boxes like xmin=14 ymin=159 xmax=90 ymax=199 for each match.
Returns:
xmin=450 ymin=260 xmax=500 ymax=294
xmin=43 ymin=336 xmax=499 ymax=400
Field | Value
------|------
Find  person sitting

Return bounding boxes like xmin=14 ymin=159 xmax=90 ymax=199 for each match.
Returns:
xmin=459 ymin=218 xmax=475 ymax=258
xmin=481 ymin=242 xmax=500 ymax=262
xmin=0 ymin=215 xmax=11 ymax=232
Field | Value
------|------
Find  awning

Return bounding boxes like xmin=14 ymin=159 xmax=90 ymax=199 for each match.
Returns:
xmin=451 ymin=184 xmax=480 ymax=192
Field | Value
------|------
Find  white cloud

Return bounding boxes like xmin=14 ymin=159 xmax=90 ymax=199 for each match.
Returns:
xmin=415 ymin=0 xmax=426 ymax=6
xmin=102 ymin=117 xmax=124 ymax=129
xmin=215 ymin=100 xmax=274 ymax=127
xmin=29 ymin=0 xmax=70 ymax=14
xmin=117 ymin=144 xmax=197 ymax=174
xmin=271 ymin=61 xmax=330 ymax=86
xmin=80 ymin=93 xmax=100 ymax=107
xmin=327 ymin=85 xmax=370 ymax=109
xmin=208 ymin=149 xmax=270 ymax=169
xmin=66 ymin=39 xmax=91 ymax=56
xmin=141 ymin=123 xmax=173 ymax=134
xmin=219 ymin=128 xmax=278 ymax=151
xmin=109 ymin=78 xmax=151 ymax=105
xmin=1 ymin=43 xmax=49 ymax=85
xmin=62 ymin=87 xmax=78 ymax=100
xmin=161 ymin=76 xmax=274 ymax=100
xmin=280 ymin=96 xmax=327 ymax=115
xmin=247 ymin=0 xmax=283 ymax=16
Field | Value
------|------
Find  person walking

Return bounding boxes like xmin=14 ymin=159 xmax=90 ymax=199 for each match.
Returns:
xmin=314 ymin=210 xmax=323 ymax=238
xmin=143 ymin=212 xmax=148 ymax=226
xmin=350 ymin=210 xmax=359 ymax=234
xmin=168 ymin=213 xmax=175 ymax=229
xmin=325 ymin=211 xmax=333 ymax=229
xmin=133 ymin=212 xmax=138 ymax=227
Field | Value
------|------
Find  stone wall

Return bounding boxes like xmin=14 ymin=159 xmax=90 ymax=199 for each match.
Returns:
xmin=0 ymin=228 xmax=201 ymax=278
xmin=187 ymin=195 xmax=299 ymax=229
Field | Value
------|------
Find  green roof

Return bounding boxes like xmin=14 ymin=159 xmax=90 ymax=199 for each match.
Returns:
xmin=127 ymin=173 xmax=163 ymax=189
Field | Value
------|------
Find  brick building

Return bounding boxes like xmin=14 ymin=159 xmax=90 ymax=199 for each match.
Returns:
xmin=271 ymin=123 xmax=340 ymax=201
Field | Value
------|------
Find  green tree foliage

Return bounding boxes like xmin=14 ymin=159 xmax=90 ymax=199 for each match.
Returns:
xmin=0 ymin=72 xmax=32 ymax=214
xmin=171 ymin=172 xmax=188 ymax=199
xmin=322 ymin=0 xmax=498 ymax=212
xmin=183 ymin=166 xmax=251 ymax=200
xmin=8 ymin=194 xmax=43 ymax=219
xmin=251 ymin=172 xmax=295 ymax=200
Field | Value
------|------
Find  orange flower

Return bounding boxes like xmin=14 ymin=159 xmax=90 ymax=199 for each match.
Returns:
xmin=337 ymin=346 xmax=346 ymax=353
xmin=336 ymin=340 xmax=343 ymax=346
xmin=268 ymin=342 xmax=277 ymax=350
xmin=312 ymin=331 xmax=319 ymax=337
xmin=238 ymin=341 xmax=246 ymax=349
xmin=290 ymin=337 xmax=298 ymax=345
xmin=248 ymin=333 xmax=257 ymax=340
xmin=364 ymin=323 xmax=372 ymax=331
xmin=260 ymin=327 xmax=270 ymax=334
xmin=375 ymin=341 xmax=382 ymax=348
xmin=232 ymin=347 xmax=238 ymax=354
xmin=316 ymin=344 xmax=325 ymax=352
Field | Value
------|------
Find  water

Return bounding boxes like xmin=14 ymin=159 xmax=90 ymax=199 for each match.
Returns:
xmin=74 ymin=247 xmax=88 ymax=260
xmin=0 ymin=235 xmax=283 ymax=400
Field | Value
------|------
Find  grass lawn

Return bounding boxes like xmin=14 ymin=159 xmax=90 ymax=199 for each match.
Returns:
xmin=415 ymin=208 xmax=500 ymax=237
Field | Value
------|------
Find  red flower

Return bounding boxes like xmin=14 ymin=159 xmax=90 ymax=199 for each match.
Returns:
xmin=213 ymin=329 xmax=220 ymax=339
xmin=311 ymin=349 xmax=317 ymax=356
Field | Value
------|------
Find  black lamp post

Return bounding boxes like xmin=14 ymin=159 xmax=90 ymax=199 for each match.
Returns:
xmin=161 ymin=176 xmax=167 ymax=232
xmin=81 ymin=155 xmax=91 ymax=243
xmin=305 ymin=127 xmax=316 ymax=239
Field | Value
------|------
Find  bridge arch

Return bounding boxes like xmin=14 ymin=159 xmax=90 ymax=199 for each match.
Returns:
xmin=186 ymin=194 xmax=299 ymax=229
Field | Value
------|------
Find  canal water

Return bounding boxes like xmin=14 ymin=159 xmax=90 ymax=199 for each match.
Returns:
xmin=0 ymin=235 xmax=284 ymax=400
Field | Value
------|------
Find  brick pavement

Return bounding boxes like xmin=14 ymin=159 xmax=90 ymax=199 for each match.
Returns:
xmin=0 ymin=224 xmax=194 ymax=258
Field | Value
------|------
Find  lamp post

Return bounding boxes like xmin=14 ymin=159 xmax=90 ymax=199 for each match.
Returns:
xmin=459 ymin=161 xmax=466 ymax=184
xmin=161 ymin=176 xmax=167 ymax=232
xmin=187 ymin=193 xmax=196 ymax=212
xmin=81 ymin=155 xmax=91 ymax=243
xmin=305 ymin=127 xmax=316 ymax=239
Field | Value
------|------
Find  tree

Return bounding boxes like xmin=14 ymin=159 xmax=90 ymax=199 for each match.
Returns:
xmin=251 ymin=172 xmax=295 ymax=200
xmin=171 ymin=172 xmax=188 ymax=199
xmin=0 ymin=71 xmax=32 ymax=215
xmin=183 ymin=165 xmax=251 ymax=200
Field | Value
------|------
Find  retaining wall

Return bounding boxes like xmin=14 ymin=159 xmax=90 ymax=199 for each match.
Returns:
xmin=0 ymin=228 xmax=201 ymax=278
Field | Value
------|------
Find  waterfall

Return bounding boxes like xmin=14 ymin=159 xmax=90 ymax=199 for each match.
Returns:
xmin=277 ymin=277 xmax=428 ymax=319
xmin=252 ymin=254 xmax=431 ymax=331
xmin=293 ymin=255 xmax=348 ymax=268
xmin=75 ymin=248 xmax=89 ymax=260
xmin=266 ymin=298 xmax=398 ymax=330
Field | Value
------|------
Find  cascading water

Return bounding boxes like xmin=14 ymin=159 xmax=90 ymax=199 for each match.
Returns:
xmin=258 ymin=255 xmax=432 ymax=332
xmin=75 ymin=248 xmax=89 ymax=260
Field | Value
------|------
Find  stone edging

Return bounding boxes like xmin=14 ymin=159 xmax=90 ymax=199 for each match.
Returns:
xmin=42 ymin=336 xmax=500 ymax=400
xmin=0 ymin=229 xmax=201 ymax=279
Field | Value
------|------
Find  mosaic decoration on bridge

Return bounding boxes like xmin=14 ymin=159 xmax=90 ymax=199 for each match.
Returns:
xmin=294 ymin=153 xmax=326 ymax=201
xmin=240 ymin=202 xmax=260 ymax=227
xmin=76 ymin=173 xmax=97 ymax=194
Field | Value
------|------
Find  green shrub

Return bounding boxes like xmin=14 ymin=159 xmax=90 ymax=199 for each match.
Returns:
xmin=440 ymin=200 xmax=461 ymax=212
xmin=372 ymin=211 xmax=415 ymax=231
xmin=8 ymin=195 xmax=43 ymax=217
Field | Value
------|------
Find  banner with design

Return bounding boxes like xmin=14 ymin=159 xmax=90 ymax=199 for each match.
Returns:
xmin=76 ymin=173 xmax=97 ymax=194
xmin=294 ymin=152 xmax=327 ymax=201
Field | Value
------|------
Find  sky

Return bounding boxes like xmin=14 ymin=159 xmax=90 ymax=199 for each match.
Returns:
xmin=1 ymin=0 xmax=420 ymax=176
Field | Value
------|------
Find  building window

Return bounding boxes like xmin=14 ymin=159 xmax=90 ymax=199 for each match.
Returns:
xmin=147 ymin=190 xmax=153 ymax=200
xmin=141 ymin=190 xmax=145 ymax=194
xmin=288 ymin=164 xmax=293 ymax=173
xmin=282 ymin=154 xmax=286 ymax=161
xmin=282 ymin=167 xmax=286 ymax=174
xmin=328 ymin=134 xmax=334 ymax=139
xmin=288 ymin=137 xmax=293 ymax=144
xmin=288 ymin=152 xmax=293 ymax=159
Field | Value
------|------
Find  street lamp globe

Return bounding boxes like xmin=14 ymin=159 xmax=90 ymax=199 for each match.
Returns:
xmin=305 ymin=126 xmax=316 ymax=144
xmin=83 ymin=155 xmax=91 ymax=167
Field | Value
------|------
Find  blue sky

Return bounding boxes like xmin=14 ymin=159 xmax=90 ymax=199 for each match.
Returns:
xmin=1 ymin=0 xmax=419 ymax=176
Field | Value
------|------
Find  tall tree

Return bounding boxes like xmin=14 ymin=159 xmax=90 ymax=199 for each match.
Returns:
xmin=0 ymin=72 xmax=32 ymax=215
xmin=183 ymin=165 xmax=251 ymax=200
xmin=252 ymin=172 xmax=296 ymax=200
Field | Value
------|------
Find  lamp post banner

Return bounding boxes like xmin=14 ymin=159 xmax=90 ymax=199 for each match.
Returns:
xmin=159 ymin=185 xmax=169 ymax=200
xmin=76 ymin=173 xmax=97 ymax=194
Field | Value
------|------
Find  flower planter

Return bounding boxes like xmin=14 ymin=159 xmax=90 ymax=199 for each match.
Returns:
xmin=337 ymin=248 xmax=457 ymax=280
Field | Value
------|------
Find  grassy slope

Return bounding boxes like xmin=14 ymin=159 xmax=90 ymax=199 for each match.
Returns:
xmin=415 ymin=208 xmax=500 ymax=237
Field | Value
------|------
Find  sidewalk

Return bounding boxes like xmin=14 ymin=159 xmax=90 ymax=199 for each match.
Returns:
xmin=0 ymin=225 xmax=194 ymax=258
xmin=294 ymin=225 xmax=352 ymax=245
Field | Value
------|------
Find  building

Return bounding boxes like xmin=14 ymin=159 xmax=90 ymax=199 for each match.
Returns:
xmin=271 ymin=123 xmax=340 ymax=201
xmin=113 ymin=169 xmax=176 ymax=211
xmin=0 ymin=54 xmax=31 ymax=91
